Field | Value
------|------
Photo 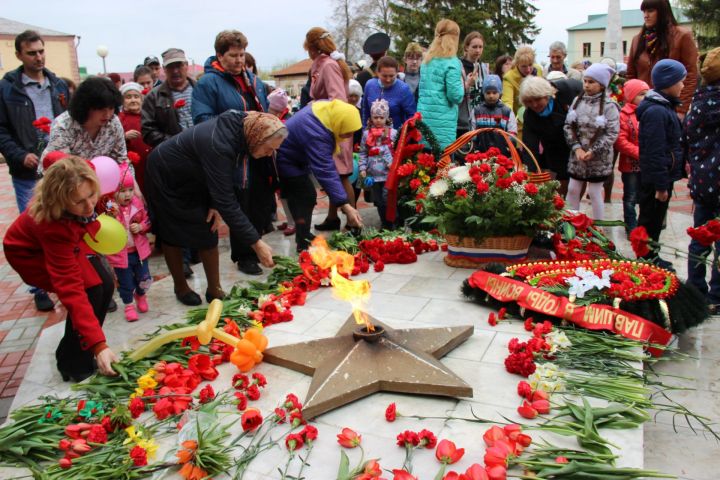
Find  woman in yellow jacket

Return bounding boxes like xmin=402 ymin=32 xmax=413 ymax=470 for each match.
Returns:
xmin=501 ymin=45 xmax=543 ymax=138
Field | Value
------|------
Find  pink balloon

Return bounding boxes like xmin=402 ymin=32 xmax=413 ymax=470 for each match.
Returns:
xmin=90 ymin=156 xmax=121 ymax=195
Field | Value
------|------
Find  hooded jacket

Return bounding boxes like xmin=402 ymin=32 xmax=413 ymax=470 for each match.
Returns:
xmin=616 ymin=102 xmax=641 ymax=173
xmin=191 ymin=56 xmax=269 ymax=124
xmin=417 ymin=57 xmax=465 ymax=150
xmin=637 ymin=89 xmax=684 ymax=191
xmin=0 ymin=67 xmax=69 ymax=179
xmin=684 ymin=85 xmax=720 ymax=207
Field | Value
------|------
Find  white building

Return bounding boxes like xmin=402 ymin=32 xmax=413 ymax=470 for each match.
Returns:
xmin=566 ymin=8 xmax=692 ymax=65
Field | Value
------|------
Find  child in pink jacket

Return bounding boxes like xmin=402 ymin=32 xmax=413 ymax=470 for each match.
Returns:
xmin=615 ymin=79 xmax=650 ymax=235
xmin=106 ymin=163 xmax=152 ymax=321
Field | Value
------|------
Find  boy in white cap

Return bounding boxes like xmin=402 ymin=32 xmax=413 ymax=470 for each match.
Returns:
xmin=563 ymin=63 xmax=620 ymax=221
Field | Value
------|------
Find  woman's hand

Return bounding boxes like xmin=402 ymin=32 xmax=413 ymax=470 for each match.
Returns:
xmin=465 ymin=71 xmax=478 ymax=90
xmin=96 ymin=348 xmax=119 ymax=376
xmin=341 ymin=204 xmax=364 ymax=227
xmin=125 ymin=130 xmax=141 ymax=140
xmin=251 ymin=239 xmax=275 ymax=267
xmin=206 ymin=209 xmax=222 ymax=233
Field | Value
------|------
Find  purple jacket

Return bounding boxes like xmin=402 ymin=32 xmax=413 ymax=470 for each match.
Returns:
xmin=276 ymin=106 xmax=348 ymax=206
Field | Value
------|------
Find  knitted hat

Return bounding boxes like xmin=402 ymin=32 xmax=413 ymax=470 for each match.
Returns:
xmin=482 ymin=74 xmax=503 ymax=94
xmin=370 ymin=98 xmax=390 ymax=118
xmin=118 ymin=162 xmax=134 ymax=189
xmin=348 ymin=79 xmax=363 ymax=97
xmin=584 ymin=63 xmax=615 ymax=87
xmin=42 ymin=151 xmax=69 ymax=171
xmin=120 ymin=82 xmax=143 ymax=96
xmin=701 ymin=47 xmax=720 ymax=85
xmin=623 ymin=79 xmax=650 ymax=104
xmin=651 ymin=59 xmax=687 ymax=90
xmin=267 ymin=89 xmax=289 ymax=113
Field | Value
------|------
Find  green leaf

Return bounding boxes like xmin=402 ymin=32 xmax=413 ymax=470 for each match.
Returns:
xmin=563 ymin=222 xmax=576 ymax=240
xmin=337 ymin=450 xmax=350 ymax=480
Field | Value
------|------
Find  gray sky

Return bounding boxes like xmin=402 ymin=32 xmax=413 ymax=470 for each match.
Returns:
xmin=3 ymin=0 xmax=644 ymax=74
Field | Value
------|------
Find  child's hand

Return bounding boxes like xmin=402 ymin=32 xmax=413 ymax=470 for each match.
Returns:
xmin=125 ymin=129 xmax=141 ymax=140
xmin=584 ymin=150 xmax=594 ymax=161
xmin=575 ymin=148 xmax=586 ymax=161
xmin=129 ymin=223 xmax=142 ymax=234
xmin=655 ymin=190 xmax=669 ymax=202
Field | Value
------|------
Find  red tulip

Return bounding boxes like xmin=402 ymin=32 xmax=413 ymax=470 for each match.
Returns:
xmin=435 ymin=439 xmax=465 ymax=464
xmin=516 ymin=433 xmax=532 ymax=448
xmin=337 ymin=427 xmax=361 ymax=448
xmin=464 ymin=463 xmax=489 ymax=480
xmin=486 ymin=465 xmax=507 ymax=480
xmin=483 ymin=445 xmax=510 ymax=468
xmin=393 ymin=469 xmax=418 ymax=480
xmin=531 ymin=399 xmax=551 ymax=414
xmin=482 ymin=426 xmax=506 ymax=447
xmin=58 ymin=439 xmax=72 ymax=451
xmin=502 ymin=424 xmax=522 ymax=439
xmin=71 ymin=439 xmax=91 ymax=454
xmin=442 ymin=472 xmax=461 ymax=480
xmin=517 ymin=400 xmax=538 ymax=419
xmin=385 ymin=402 xmax=397 ymax=422
xmin=58 ymin=457 xmax=72 ymax=469
xmin=555 ymin=456 xmax=569 ymax=464
xmin=531 ymin=389 xmax=549 ymax=402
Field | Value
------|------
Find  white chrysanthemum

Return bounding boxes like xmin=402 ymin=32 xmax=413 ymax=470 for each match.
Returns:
xmin=429 ymin=178 xmax=449 ymax=197
xmin=448 ymin=165 xmax=472 ymax=184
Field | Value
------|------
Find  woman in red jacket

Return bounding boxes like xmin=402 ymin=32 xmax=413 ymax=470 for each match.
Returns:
xmin=3 ymin=156 xmax=118 ymax=381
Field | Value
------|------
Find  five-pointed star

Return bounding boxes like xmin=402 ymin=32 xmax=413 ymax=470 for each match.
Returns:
xmin=263 ymin=317 xmax=474 ymax=419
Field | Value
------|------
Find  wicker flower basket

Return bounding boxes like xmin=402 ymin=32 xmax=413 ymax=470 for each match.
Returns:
xmin=443 ymin=234 xmax=533 ymax=269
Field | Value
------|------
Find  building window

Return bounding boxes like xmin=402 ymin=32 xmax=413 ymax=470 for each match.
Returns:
xmin=623 ymin=40 xmax=627 ymax=55
xmin=600 ymin=42 xmax=605 ymax=56
xmin=583 ymin=43 xmax=592 ymax=57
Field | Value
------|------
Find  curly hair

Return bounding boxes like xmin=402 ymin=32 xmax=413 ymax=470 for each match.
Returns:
xmin=30 ymin=156 xmax=100 ymax=223
xmin=425 ymin=19 xmax=460 ymax=63
xmin=68 ymin=77 xmax=122 ymax=125
xmin=304 ymin=27 xmax=352 ymax=81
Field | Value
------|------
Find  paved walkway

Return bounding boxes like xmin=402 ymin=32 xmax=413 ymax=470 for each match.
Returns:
xmin=0 ymin=163 xmax=699 ymax=421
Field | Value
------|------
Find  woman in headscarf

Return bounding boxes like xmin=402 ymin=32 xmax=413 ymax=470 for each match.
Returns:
xmin=276 ymin=99 xmax=364 ymax=251
xmin=145 ymin=110 xmax=287 ymax=306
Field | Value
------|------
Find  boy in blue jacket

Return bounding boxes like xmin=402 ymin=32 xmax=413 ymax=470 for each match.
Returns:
xmin=637 ymin=59 xmax=687 ymax=270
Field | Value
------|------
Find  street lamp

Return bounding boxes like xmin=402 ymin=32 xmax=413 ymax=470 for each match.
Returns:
xmin=96 ymin=45 xmax=109 ymax=74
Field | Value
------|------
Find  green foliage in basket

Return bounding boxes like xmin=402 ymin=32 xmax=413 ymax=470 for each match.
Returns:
xmin=420 ymin=149 xmax=562 ymax=239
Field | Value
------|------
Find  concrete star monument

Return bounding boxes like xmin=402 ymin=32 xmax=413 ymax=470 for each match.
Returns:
xmin=263 ymin=316 xmax=474 ymax=419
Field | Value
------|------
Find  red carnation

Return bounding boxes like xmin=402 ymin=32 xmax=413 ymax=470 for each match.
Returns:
xmin=374 ymin=260 xmax=385 ymax=272
xmin=130 ymin=446 xmax=148 ymax=466
xmin=629 ymin=226 xmax=651 ymax=258
xmin=553 ymin=195 xmax=565 ymax=210
xmin=524 ymin=183 xmax=538 ymax=195
xmin=173 ymin=99 xmax=186 ymax=109
xmin=241 ymin=408 xmax=263 ymax=432
xmin=129 ymin=397 xmax=145 ymax=418
xmin=517 ymin=381 xmax=532 ymax=399
xmin=87 ymin=424 xmax=107 ymax=444
xmin=285 ymin=433 xmax=305 ymax=451
xmin=385 ymin=402 xmax=397 ymax=422
xmin=488 ymin=312 xmax=497 ymax=326
xmin=456 ymin=188 xmax=468 ymax=198
xmin=199 ymin=384 xmax=215 ymax=404
xmin=251 ymin=372 xmax=267 ymax=387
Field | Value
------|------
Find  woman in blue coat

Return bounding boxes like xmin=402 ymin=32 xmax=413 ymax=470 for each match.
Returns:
xmin=277 ymin=100 xmax=364 ymax=251
xmin=417 ymin=19 xmax=465 ymax=151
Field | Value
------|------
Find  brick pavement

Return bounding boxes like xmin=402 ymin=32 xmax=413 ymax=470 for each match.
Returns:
xmin=0 ymin=162 xmax=694 ymax=422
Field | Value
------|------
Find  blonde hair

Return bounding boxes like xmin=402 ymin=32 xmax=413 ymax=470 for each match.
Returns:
xmin=30 ymin=156 xmax=100 ymax=223
xmin=424 ymin=19 xmax=460 ymax=63
xmin=404 ymin=42 xmax=423 ymax=59
xmin=304 ymin=27 xmax=352 ymax=82
xmin=513 ymin=45 xmax=536 ymax=67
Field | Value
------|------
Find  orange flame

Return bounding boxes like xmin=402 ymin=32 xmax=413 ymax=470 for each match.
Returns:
xmin=309 ymin=237 xmax=373 ymax=330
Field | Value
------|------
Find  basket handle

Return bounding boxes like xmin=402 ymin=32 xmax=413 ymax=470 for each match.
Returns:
xmin=438 ymin=128 xmax=544 ymax=175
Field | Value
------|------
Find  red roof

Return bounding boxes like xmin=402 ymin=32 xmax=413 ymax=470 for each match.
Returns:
xmin=272 ymin=59 xmax=313 ymax=77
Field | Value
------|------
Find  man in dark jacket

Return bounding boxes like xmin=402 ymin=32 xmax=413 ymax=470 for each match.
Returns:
xmin=140 ymin=47 xmax=197 ymax=278
xmin=141 ymin=48 xmax=196 ymax=147
xmin=637 ymin=59 xmax=687 ymax=269
xmin=0 ymin=30 xmax=70 ymax=311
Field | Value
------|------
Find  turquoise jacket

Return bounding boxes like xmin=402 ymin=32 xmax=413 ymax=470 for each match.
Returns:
xmin=417 ymin=57 xmax=465 ymax=150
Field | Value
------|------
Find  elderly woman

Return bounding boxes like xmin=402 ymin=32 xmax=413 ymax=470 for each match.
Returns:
xmin=627 ymin=0 xmax=698 ymax=117
xmin=4 ymin=157 xmax=118 ymax=382
xmin=520 ymin=76 xmax=583 ymax=196
xmin=417 ymin=19 xmax=465 ymax=151
xmin=501 ymin=45 xmax=543 ymax=137
xmin=145 ymin=110 xmax=286 ymax=306
xmin=42 ymin=76 xmax=128 ymax=164
xmin=276 ymin=99 xmax=364 ymax=251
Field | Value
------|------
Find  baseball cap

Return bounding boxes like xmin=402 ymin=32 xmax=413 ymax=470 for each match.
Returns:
xmin=161 ymin=48 xmax=187 ymax=67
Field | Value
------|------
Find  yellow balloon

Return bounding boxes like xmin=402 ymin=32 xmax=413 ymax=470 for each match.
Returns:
xmin=83 ymin=214 xmax=127 ymax=255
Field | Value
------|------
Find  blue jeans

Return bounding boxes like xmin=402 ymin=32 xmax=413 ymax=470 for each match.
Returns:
xmin=114 ymin=251 xmax=151 ymax=304
xmin=687 ymin=201 xmax=720 ymax=304
xmin=621 ymin=172 xmax=640 ymax=233
xmin=12 ymin=176 xmax=38 ymax=214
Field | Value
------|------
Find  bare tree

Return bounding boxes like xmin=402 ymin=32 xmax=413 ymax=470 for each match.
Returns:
xmin=361 ymin=0 xmax=394 ymax=37
xmin=329 ymin=0 xmax=370 ymax=62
